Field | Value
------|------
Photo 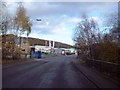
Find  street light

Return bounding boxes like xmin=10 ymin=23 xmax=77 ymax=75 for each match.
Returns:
xmin=36 ymin=19 xmax=42 ymax=21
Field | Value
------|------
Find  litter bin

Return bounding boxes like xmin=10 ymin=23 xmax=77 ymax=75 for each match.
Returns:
xmin=35 ymin=51 xmax=41 ymax=58
xmin=38 ymin=51 xmax=41 ymax=58
xmin=30 ymin=47 xmax=35 ymax=58
xmin=30 ymin=50 xmax=35 ymax=58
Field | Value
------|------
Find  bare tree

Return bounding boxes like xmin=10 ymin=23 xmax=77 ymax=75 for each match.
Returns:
xmin=73 ymin=13 xmax=100 ymax=58
xmin=103 ymin=3 xmax=119 ymax=45
xmin=0 ymin=1 xmax=12 ymax=35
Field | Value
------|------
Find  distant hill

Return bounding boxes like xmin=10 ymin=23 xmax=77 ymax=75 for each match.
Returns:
xmin=23 ymin=37 xmax=73 ymax=48
xmin=1 ymin=34 xmax=73 ymax=48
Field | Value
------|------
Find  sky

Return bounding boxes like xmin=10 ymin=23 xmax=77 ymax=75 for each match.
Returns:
xmin=3 ymin=0 xmax=118 ymax=45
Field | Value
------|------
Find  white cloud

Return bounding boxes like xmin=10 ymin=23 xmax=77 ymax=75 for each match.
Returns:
xmin=52 ymin=23 xmax=70 ymax=35
xmin=89 ymin=16 xmax=104 ymax=27
xmin=27 ymin=33 xmax=40 ymax=39
xmin=4 ymin=2 xmax=118 ymax=45
xmin=65 ymin=17 xmax=81 ymax=24
xmin=4 ymin=0 xmax=33 ymax=2
xmin=34 ymin=24 xmax=49 ymax=29
xmin=4 ymin=0 xmax=119 ymax=2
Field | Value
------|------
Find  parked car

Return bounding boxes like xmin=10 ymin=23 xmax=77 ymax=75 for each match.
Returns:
xmin=61 ymin=50 xmax=71 ymax=55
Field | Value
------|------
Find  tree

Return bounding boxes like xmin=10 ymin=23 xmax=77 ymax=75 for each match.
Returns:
xmin=12 ymin=2 xmax=32 ymax=59
xmin=0 ymin=1 xmax=11 ymax=35
xmin=13 ymin=2 xmax=32 ymax=49
xmin=0 ymin=2 xmax=17 ymax=60
xmin=73 ymin=13 xmax=99 ymax=58
xmin=2 ymin=34 xmax=17 ymax=59
xmin=103 ymin=3 xmax=120 ymax=46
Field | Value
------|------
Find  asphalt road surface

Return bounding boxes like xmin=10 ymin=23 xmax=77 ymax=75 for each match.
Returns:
xmin=2 ymin=55 xmax=119 ymax=88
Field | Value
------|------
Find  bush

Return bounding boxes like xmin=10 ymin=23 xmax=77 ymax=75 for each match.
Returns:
xmin=91 ymin=41 xmax=119 ymax=64
xmin=91 ymin=44 xmax=102 ymax=60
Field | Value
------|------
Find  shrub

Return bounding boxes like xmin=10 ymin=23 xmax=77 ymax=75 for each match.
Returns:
xmin=98 ymin=42 xmax=119 ymax=63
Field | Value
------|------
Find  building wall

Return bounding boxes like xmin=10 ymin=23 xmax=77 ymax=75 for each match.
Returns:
xmin=21 ymin=41 xmax=30 ymax=54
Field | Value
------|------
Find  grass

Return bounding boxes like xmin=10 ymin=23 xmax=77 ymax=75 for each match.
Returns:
xmin=2 ymin=58 xmax=32 ymax=64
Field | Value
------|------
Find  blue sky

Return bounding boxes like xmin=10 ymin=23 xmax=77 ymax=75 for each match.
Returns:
xmin=4 ymin=0 xmax=118 ymax=45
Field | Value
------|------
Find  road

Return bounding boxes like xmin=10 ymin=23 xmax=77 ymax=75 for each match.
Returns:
xmin=2 ymin=55 xmax=119 ymax=88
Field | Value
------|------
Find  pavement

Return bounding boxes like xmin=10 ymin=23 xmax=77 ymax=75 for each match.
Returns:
xmin=2 ymin=53 xmax=52 ymax=65
xmin=2 ymin=55 xmax=119 ymax=88
xmin=72 ymin=58 xmax=120 ymax=88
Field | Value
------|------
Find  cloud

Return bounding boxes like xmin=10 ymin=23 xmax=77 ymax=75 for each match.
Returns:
xmin=21 ymin=2 xmax=117 ymax=37
xmin=5 ymin=0 xmax=119 ymax=3
xmin=51 ymin=23 xmax=70 ymax=35
xmin=5 ymin=2 xmax=118 ymax=45
xmin=64 ymin=17 xmax=82 ymax=24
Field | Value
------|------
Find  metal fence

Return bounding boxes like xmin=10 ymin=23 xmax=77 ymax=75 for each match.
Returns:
xmin=85 ymin=58 xmax=120 ymax=79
